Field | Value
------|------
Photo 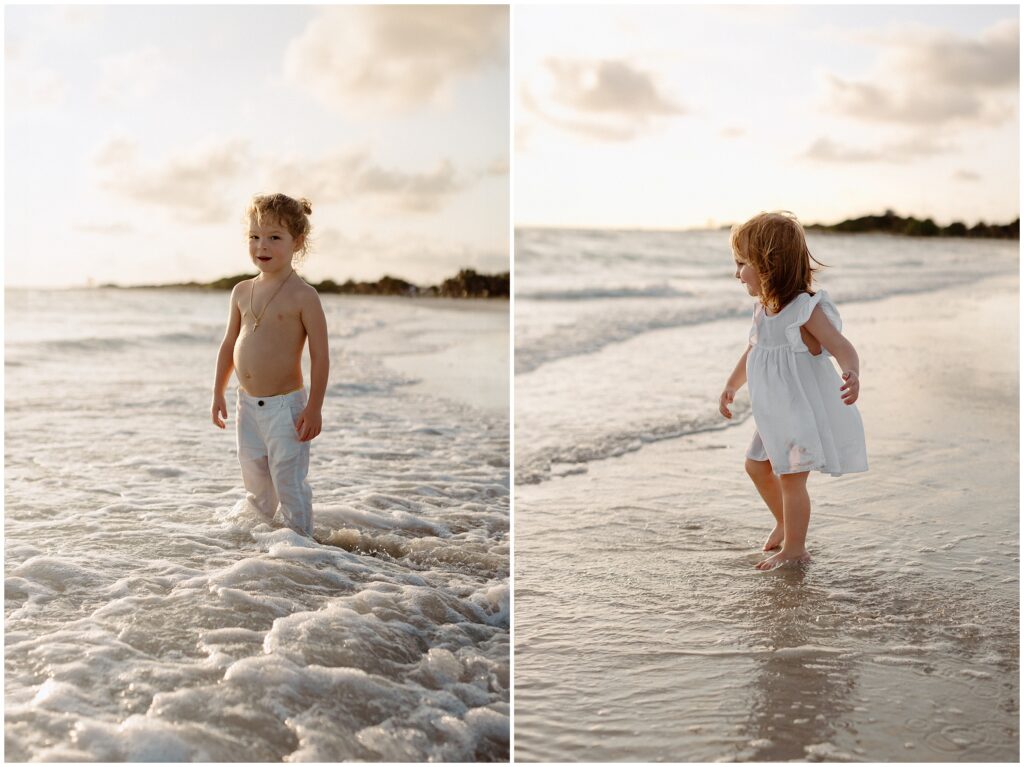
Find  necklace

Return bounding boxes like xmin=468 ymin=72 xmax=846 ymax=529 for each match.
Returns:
xmin=249 ymin=270 xmax=294 ymax=331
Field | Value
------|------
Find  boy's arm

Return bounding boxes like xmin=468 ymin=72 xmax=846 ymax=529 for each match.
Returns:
xmin=211 ymin=285 xmax=242 ymax=428
xmin=803 ymin=305 xmax=860 ymax=404
xmin=297 ymin=288 xmax=329 ymax=441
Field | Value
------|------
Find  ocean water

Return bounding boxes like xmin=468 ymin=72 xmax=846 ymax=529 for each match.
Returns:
xmin=513 ymin=228 xmax=1019 ymax=761
xmin=515 ymin=228 xmax=1019 ymax=486
xmin=5 ymin=288 xmax=509 ymax=761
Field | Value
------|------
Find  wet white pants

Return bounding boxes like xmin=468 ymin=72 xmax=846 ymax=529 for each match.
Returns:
xmin=235 ymin=387 xmax=313 ymax=536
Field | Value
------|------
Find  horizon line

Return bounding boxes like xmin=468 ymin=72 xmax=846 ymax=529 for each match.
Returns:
xmin=515 ymin=210 xmax=1021 ymax=233
xmin=5 ymin=266 xmax=511 ymax=292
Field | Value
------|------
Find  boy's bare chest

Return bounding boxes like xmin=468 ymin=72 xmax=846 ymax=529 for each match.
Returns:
xmin=242 ymin=304 xmax=301 ymax=331
xmin=239 ymin=286 xmax=303 ymax=331
xmin=235 ymin=299 xmax=305 ymax=345
xmin=233 ymin=308 xmax=305 ymax=370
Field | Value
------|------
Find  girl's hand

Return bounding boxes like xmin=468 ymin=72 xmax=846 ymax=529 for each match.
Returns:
xmin=296 ymin=406 xmax=322 ymax=442
xmin=211 ymin=393 xmax=227 ymax=429
xmin=840 ymin=371 xmax=859 ymax=405
xmin=719 ymin=388 xmax=736 ymax=419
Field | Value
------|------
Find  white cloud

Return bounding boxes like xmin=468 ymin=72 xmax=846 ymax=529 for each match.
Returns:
xmin=547 ymin=59 xmax=682 ymax=117
xmin=521 ymin=58 xmax=682 ymax=142
xmin=825 ymin=72 xmax=989 ymax=125
xmin=95 ymin=137 xmax=251 ymax=223
xmin=803 ymin=134 xmax=956 ymax=163
xmin=911 ymin=18 xmax=1018 ymax=89
xmin=284 ymin=5 xmax=508 ymax=114
xmin=357 ymin=159 xmax=461 ymax=212
xmin=91 ymin=133 xmax=474 ymax=222
xmin=823 ymin=19 xmax=1019 ymax=126
xmin=953 ymin=169 xmax=982 ymax=182
xmin=263 ymin=151 xmax=468 ymax=213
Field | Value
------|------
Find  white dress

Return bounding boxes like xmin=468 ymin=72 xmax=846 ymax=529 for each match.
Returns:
xmin=745 ymin=289 xmax=868 ymax=476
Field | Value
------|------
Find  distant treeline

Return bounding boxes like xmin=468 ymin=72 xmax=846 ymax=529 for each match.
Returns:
xmin=111 ymin=268 xmax=510 ymax=298
xmin=807 ymin=210 xmax=1019 ymax=239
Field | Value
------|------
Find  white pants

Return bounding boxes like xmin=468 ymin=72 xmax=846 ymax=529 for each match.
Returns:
xmin=235 ymin=387 xmax=313 ymax=536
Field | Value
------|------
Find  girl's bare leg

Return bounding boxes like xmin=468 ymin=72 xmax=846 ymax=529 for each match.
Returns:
xmin=756 ymin=470 xmax=812 ymax=570
xmin=745 ymin=458 xmax=785 ymax=550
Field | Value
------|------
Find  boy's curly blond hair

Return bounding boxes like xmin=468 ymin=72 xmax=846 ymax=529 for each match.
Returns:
xmin=730 ymin=211 xmax=827 ymax=313
xmin=245 ymin=193 xmax=313 ymax=262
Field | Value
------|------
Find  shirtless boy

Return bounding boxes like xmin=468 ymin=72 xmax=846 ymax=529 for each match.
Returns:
xmin=211 ymin=194 xmax=329 ymax=537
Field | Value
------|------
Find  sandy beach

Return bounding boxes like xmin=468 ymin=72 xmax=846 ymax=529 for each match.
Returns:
xmin=514 ymin=273 xmax=1018 ymax=761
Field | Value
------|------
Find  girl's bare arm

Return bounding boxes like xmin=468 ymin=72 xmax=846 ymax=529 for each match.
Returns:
xmin=803 ymin=305 xmax=860 ymax=404
xmin=725 ymin=343 xmax=752 ymax=390
xmin=719 ymin=343 xmax=752 ymax=419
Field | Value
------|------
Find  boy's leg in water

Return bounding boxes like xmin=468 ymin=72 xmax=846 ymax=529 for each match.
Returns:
xmin=267 ymin=440 xmax=312 ymax=536
xmin=745 ymin=458 xmax=785 ymax=551
xmin=265 ymin=396 xmax=313 ymax=537
xmin=756 ymin=470 xmax=812 ymax=570
xmin=238 ymin=455 xmax=279 ymax=524
xmin=237 ymin=401 xmax=279 ymax=524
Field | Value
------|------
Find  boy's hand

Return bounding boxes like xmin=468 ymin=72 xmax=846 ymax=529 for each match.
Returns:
xmin=719 ymin=388 xmax=736 ymax=419
xmin=840 ymin=371 xmax=859 ymax=405
xmin=211 ymin=393 xmax=228 ymax=429
xmin=296 ymin=406 xmax=322 ymax=442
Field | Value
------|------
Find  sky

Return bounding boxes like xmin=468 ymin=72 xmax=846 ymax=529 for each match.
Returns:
xmin=515 ymin=4 xmax=1019 ymax=230
xmin=5 ymin=5 xmax=509 ymax=288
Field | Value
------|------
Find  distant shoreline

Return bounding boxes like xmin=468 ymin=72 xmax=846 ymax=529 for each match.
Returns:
xmin=101 ymin=268 xmax=510 ymax=298
xmin=515 ymin=212 xmax=1020 ymax=239
xmin=805 ymin=211 xmax=1019 ymax=239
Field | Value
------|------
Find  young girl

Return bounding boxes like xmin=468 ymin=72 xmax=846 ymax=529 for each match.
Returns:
xmin=718 ymin=211 xmax=867 ymax=570
xmin=210 ymin=193 xmax=330 ymax=537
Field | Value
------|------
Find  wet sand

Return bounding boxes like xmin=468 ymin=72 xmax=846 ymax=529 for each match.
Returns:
xmin=514 ymin=274 xmax=1019 ymax=761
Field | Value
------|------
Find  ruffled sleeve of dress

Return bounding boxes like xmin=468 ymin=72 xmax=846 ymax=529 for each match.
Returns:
xmin=784 ymin=289 xmax=842 ymax=355
xmin=748 ymin=302 xmax=763 ymax=346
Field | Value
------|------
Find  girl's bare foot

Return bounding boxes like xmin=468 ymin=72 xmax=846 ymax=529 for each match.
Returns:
xmin=763 ymin=524 xmax=784 ymax=551
xmin=755 ymin=548 xmax=811 ymax=570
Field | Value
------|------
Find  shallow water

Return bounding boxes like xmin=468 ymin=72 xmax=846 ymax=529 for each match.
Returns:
xmin=515 ymin=229 xmax=1019 ymax=485
xmin=5 ymin=288 xmax=509 ymax=761
xmin=515 ymin=482 xmax=1018 ymax=762
xmin=513 ymin=231 xmax=1018 ymax=762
